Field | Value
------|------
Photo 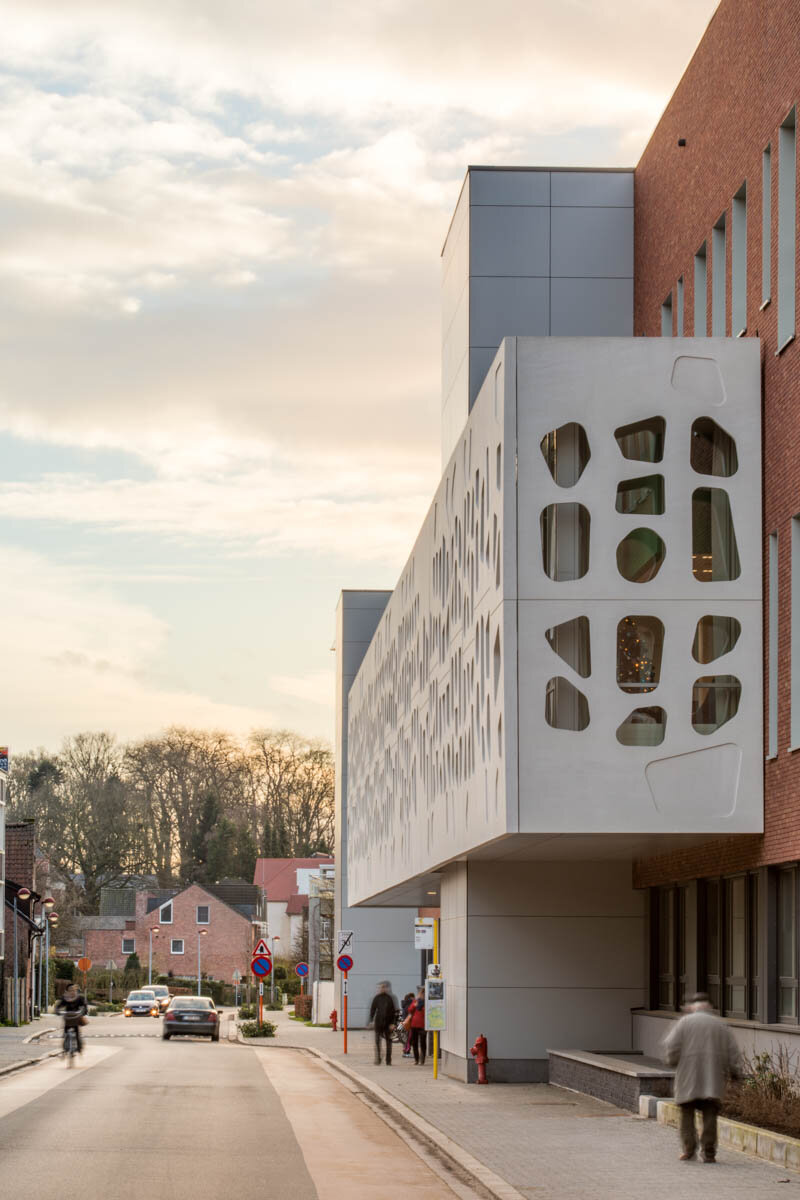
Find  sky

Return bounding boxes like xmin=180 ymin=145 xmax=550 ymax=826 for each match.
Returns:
xmin=0 ymin=0 xmax=720 ymax=754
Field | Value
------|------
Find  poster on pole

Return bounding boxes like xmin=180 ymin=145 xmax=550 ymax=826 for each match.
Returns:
xmin=414 ymin=917 xmax=434 ymax=950
xmin=424 ymin=978 xmax=446 ymax=1031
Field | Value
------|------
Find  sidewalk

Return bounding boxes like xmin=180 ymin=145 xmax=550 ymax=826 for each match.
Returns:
xmin=242 ymin=1009 xmax=800 ymax=1200
xmin=0 ymin=1020 xmax=60 ymax=1075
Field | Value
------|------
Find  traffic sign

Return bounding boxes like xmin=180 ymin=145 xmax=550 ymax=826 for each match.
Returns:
xmin=232 ymin=968 xmax=242 ymax=983
xmin=77 ymin=957 xmax=92 ymax=973
xmin=253 ymin=938 xmax=271 ymax=957
xmin=295 ymin=962 xmax=309 ymax=977
xmin=336 ymin=953 xmax=353 ymax=973
xmin=337 ymin=930 xmax=354 ymax=954
xmin=251 ymin=954 xmax=273 ymax=977
xmin=414 ymin=917 xmax=435 ymax=950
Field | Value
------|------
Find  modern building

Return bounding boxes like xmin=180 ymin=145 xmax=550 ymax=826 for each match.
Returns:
xmin=337 ymin=0 xmax=800 ymax=1081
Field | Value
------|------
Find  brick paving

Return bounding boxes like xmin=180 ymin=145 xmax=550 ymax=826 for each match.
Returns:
xmin=247 ymin=1010 xmax=800 ymax=1199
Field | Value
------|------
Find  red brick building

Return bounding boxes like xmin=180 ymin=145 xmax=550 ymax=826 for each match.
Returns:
xmin=633 ymin=0 xmax=800 ymax=1031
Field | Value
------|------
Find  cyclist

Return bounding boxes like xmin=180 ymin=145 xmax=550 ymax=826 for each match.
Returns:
xmin=55 ymin=982 xmax=88 ymax=1055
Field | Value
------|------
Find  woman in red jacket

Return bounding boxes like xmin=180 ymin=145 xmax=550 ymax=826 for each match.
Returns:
xmin=409 ymin=986 xmax=426 ymax=1066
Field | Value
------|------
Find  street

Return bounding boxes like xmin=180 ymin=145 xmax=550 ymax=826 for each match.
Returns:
xmin=0 ymin=1015 xmax=460 ymax=1200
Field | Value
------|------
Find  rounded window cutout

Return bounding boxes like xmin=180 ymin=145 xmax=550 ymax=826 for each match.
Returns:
xmin=545 ymin=615 xmax=591 ymax=678
xmin=691 ymin=674 xmax=742 ymax=734
xmin=540 ymin=503 xmax=590 ymax=581
xmin=545 ymin=676 xmax=589 ymax=731
xmin=540 ymin=422 xmax=590 ymax=487
xmin=616 ymin=528 xmax=666 ymax=583
xmin=615 ymin=475 xmax=665 ymax=516
xmin=616 ymin=706 xmax=667 ymax=747
xmin=614 ymin=416 xmax=665 ymax=463
xmin=692 ymin=488 xmax=741 ymax=581
xmin=691 ymin=417 xmax=738 ymax=477
xmin=617 ymin=615 xmax=664 ymax=693
xmin=692 ymin=615 xmax=742 ymax=664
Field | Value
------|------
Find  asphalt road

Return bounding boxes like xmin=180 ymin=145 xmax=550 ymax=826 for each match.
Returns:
xmin=0 ymin=1014 xmax=455 ymax=1200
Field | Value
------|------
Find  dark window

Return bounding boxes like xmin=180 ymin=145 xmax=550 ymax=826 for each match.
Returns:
xmin=196 ymin=905 xmax=210 ymax=925
xmin=122 ymin=937 xmax=135 ymax=955
xmin=160 ymin=902 xmax=172 ymax=924
xmin=700 ymin=874 xmax=759 ymax=1019
xmin=654 ymin=886 xmax=686 ymax=1011
xmin=778 ymin=866 xmax=798 ymax=1022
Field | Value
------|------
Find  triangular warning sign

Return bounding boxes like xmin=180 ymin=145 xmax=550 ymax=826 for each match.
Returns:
xmin=253 ymin=938 xmax=271 ymax=957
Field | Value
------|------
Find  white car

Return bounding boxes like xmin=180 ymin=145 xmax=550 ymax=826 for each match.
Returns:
xmin=124 ymin=989 xmax=160 ymax=1017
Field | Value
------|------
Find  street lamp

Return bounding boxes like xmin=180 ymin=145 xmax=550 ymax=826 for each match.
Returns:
xmin=148 ymin=927 xmax=160 ymax=986
xmin=44 ymin=908 xmax=58 ymax=1014
xmin=269 ymin=935 xmax=280 ymax=1005
xmin=12 ymin=887 xmax=31 ymax=1026
xmin=197 ymin=929 xmax=207 ymax=997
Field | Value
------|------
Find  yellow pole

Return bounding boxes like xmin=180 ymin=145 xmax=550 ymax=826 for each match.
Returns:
xmin=433 ymin=918 xmax=439 ymax=1080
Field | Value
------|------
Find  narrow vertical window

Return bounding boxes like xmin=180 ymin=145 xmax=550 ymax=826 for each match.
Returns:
xmin=769 ymin=530 xmax=778 ymax=758
xmin=661 ymin=293 xmax=673 ymax=337
xmin=712 ymin=213 xmax=726 ymax=336
xmin=778 ymin=109 xmax=796 ymax=349
xmin=793 ymin=516 xmax=800 ymax=747
xmin=763 ymin=144 xmax=772 ymax=306
xmin=676 ymin=276 xmax=684 ymax=336
xmin=778 ymin=866 xmax=798 ymax=1022
xmin=732 ymin=183 xmax=747 ymax=335
xmin=694 ymin=243 xmax=707 ymax=336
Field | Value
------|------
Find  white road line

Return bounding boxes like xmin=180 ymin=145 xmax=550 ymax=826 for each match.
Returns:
xmin=0 ymin=1045 xmax=121 ymax=1122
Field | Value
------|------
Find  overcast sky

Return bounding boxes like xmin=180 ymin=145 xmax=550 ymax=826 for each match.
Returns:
xmin=0 ymin=0 xmax=719 ymax=754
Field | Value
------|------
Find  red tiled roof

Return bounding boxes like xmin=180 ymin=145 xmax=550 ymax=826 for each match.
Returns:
xmin=253 ymin=856 xmax=334 ymax=902
xmin=285 ymin=893 xmax=308 ymax=915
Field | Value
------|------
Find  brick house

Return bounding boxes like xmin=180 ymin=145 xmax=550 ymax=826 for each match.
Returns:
xmin=253 ymin=856 xmax=334 ymax=956
xmin=2 ymin=821 xmax=49 ymax=1021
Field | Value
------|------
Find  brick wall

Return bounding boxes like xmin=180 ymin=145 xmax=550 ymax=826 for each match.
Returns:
xmin=633 ymin=0 xmax=800 ymax=887
xmin=140 ymin=884 xmax=252 ymax=984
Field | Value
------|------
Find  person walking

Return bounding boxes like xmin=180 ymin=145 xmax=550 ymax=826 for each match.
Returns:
xmin=368 ymin=980 xmax=395 ymax=1066
xmin=409 ymin=986 xmax=426 ymax=1066
xmin=400 ymin=992 xmax=415 ymax=1058
xmin=663 ymin=992 xmax=742 ymax=1162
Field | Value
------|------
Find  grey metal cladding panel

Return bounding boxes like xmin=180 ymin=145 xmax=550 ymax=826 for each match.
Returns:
xmin=469 ymin=347 xmax=500 ymax=408
xmin=551 ymin=171 xmax=633 ymax=207
xmin=470 ymin=275 xmax=550 ymax=345
xmin=469 ymin=169 xmax=550 ymax=206
xmin=550 ymin=277 xmax=633 ymax=336
xmin=550 ymin=206 xmax=633 ymax=278
xmin=470 ymin=205 xmax=550 ymax=277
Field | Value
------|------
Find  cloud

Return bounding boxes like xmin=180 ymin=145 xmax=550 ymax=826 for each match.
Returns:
xmin=270 ymin=669 xmax=334 ymax=708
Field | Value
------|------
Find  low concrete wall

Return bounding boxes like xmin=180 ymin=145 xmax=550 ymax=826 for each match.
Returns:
xmin=657 ymin=1099 xmax=800 ymax=1171
xmin=549 ymin=1050 xmax=673 ymax=1112
xmin=634 ymin=1009 xmax=800 ymax=1063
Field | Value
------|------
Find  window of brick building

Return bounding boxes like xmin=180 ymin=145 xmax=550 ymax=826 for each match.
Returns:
xmin=653 ymin=885 xmax=687 ymax=1011
xmin=769 ymin=531 xmax=778 ymax=757
xmin=712 ymin=213 xmax=727 ymax=336
xmin=778 ymin=108 xmax=796 ymax=350
xmin=778 ymin=866 xmax=798 ymax=1022
xmin=763 ymin=144 xmax=772 ymax=306
xmin=159 ymin=901 xmax=172 ymax=924
xmin=171 ymin=939 xmax=184 ymax=955
xmin=122 ymin=937 xmax=135 ymax=956
xmin=792 ymin=517 xmax=800 ymax=748
xmin=676 ymin=276 xmax=684 ymax=336
xmin=732 ymin=183 xmax=747 ymax=335
xmin=700 ymin=875 xmax=759 ymax=1020
xmin=661 ymin=293 xmax=672 ymax=337
xmin=196 ymin=905 xmax=209 ymax=924
xmin=694 ymin=242 xmax=707 ymax=335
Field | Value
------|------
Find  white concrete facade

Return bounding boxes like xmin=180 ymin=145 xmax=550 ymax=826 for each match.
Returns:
xmin=441 ymin=168 xmax=634 ymax=464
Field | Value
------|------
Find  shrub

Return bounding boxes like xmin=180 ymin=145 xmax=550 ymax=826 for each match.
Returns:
xmin=239 ymin=1020 xmax=277 ymax=1038
xmin=723 ymin=1045 xmax=800 ymax=1138
xmin=54 ymin=960 xmax=75 ymax=980
xmin=238 ymin=1004 xmax=256 ymax=1020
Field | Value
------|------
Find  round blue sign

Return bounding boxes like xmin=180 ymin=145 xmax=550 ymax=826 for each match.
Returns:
xmin=251 ymin=954 xmax=273 ymax=977
xmin=336 ymin=953 xmax=354 ymax=972
xmin=295 ymin=962 xmax=309 ymax=977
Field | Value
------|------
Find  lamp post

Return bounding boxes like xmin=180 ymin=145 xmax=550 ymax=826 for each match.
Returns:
xmin=197 ymin=929 xmax=207 ymax=997
xmin=13 ymin=887 xmax=31 ymax=1025
xmin=45 ymin=911 xmax=58 ymax=1013
xmin=40 ymin=897 xmax=54 ymax=1014
xmin=148 ymin=926 xmax=160 ymax=986
xmin=269 ymin=935 xmax=280 ymax=1005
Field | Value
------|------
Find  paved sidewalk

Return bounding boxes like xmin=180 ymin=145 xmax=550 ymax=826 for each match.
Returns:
xmin=243 ymin=1009 xmax=800 ymax=1200
xmin=0 ymin=1020 xmax=59 ymax=1073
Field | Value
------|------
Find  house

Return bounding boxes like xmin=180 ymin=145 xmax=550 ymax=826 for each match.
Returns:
xmin=253 ymin=856 xmax=334 ymax=957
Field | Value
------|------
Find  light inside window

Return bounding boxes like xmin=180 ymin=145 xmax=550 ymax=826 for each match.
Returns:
xmin=692 ymin=488 xmax=741 ymax=581
xmin=617 ymin=616 xmax=664 ymax=693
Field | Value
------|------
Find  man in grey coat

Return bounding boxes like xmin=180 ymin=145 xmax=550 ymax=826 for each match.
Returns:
xmin=663 ymin=992 xmax=742 ymax=1162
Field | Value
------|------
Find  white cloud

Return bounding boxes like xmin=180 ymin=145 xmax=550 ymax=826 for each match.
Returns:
xmin=270 ymin=669 xmax=334 ymax=708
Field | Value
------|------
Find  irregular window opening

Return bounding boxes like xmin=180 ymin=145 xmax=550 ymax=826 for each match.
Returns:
xmin=616 ymin=475 xmax=665 ymax=516
xmin=540 ymin=503 xmax=590 ymax=581
xmin=692 ymin=615 xmax=742 ymax=664
xmin=545 ymin=616 xmax=591 ymax=678
xmin=690 ymin=418 xmax=738 ymax=477
xmin=617 ymin=616 xmax=664 ymax=693
xmin=544 ymin=676 xmax=589 ymax=731
xmin=540 ymin=422 xmax=590 ymax=487
xmin=692 ymin=675 xmax=742 ymax=734
xmin=616 ymin=706 xmax=667 ymax=747
xmin=614 ymin=416 xmax=665 ymax=463
xmin=616 ymin=528 xmax=666 ymax=583
xmin=692 ymin=488 xmax=741 ymax=581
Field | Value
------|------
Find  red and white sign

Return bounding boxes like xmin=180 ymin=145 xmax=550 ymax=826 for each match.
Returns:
xmin=252 ymin=938 xmax=271 ymax=957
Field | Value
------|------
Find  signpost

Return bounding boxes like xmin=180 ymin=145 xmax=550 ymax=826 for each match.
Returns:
xmin=253 ymin=938 xmax=271 ymax=957
xmin=232 ymin=967 xmax=242 ymax=1007
xmin=251 ymin=954 xmax=272 ymax=1024
xmin=336 ymin=930 xmax=354 ymax=954
xmin=336 ymin=953 xmax=354 ymax=1053
xmin=77 ymin=956 xmax=92 ymax=996
xmin=295 ymin=961 xmax=309 ymax=996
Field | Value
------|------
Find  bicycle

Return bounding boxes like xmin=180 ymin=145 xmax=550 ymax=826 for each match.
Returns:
xmin=63 ymin=1025 xmax=79 ymax=1068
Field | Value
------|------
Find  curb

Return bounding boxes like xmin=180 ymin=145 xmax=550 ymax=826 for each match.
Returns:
xmin=237 ymin=1025 xmax=525 ymax=1200
xmin=23 ymin=1025 xmax=58 ymax=1044
xmin=0 ymin=1049 xmax=62 ymax=1078
xmin=657 ymin=1099 xmax=800 ymax=1172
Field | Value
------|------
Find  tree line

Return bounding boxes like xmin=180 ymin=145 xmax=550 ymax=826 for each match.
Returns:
xmin=7 ymin=727 xmax=334 ymax=907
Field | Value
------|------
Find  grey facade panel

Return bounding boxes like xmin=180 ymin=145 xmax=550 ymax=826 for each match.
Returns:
xmin=469 ymin=205 xmax=550 ymax=277
xmin=550 ymin=206 xmax=634 ymax=278
xmin=469 ymin=275 xmax=550 ymax=346
xmin=469 ymin=168 xmax=550 ymax=207
xmin=550 ymin=171 xmax=634 ymax=208
xmin=550 ymin=277 xmax=633 ymax=335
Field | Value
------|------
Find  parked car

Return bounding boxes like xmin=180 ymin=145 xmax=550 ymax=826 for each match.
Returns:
xmin=162 ymin=996 xmax=223 ymax=1041
xmin=147 ymin=984 xmax=172 ymax=1011
xmin=124 ymin=989 xmax=160 ymax=1018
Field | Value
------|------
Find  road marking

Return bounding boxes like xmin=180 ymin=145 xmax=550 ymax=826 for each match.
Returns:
xmin=256 ymin=1049 xmax=457 ymax=1198
xmin=0 ymin=1045 xmax=121 ymax=1121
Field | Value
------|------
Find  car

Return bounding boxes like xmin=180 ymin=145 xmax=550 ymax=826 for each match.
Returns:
xmin=124 ymin=989 xmax=160 ymax=1018
xmin=162 ymin=996 xmax=223 ymax=1041
xmin=147 ymin=984 xmax=172 ymax=1012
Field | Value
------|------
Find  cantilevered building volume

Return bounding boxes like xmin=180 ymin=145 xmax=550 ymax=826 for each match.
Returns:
xmin=337 ymin=0 xmax=800 ymax=1083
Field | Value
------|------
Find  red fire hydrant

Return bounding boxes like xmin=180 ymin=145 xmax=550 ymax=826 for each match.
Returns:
xmin=330 ymin=1009 xmax=338 ymax=1032
xmin=470 ymin=1034 xmax=489 ymax=1084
